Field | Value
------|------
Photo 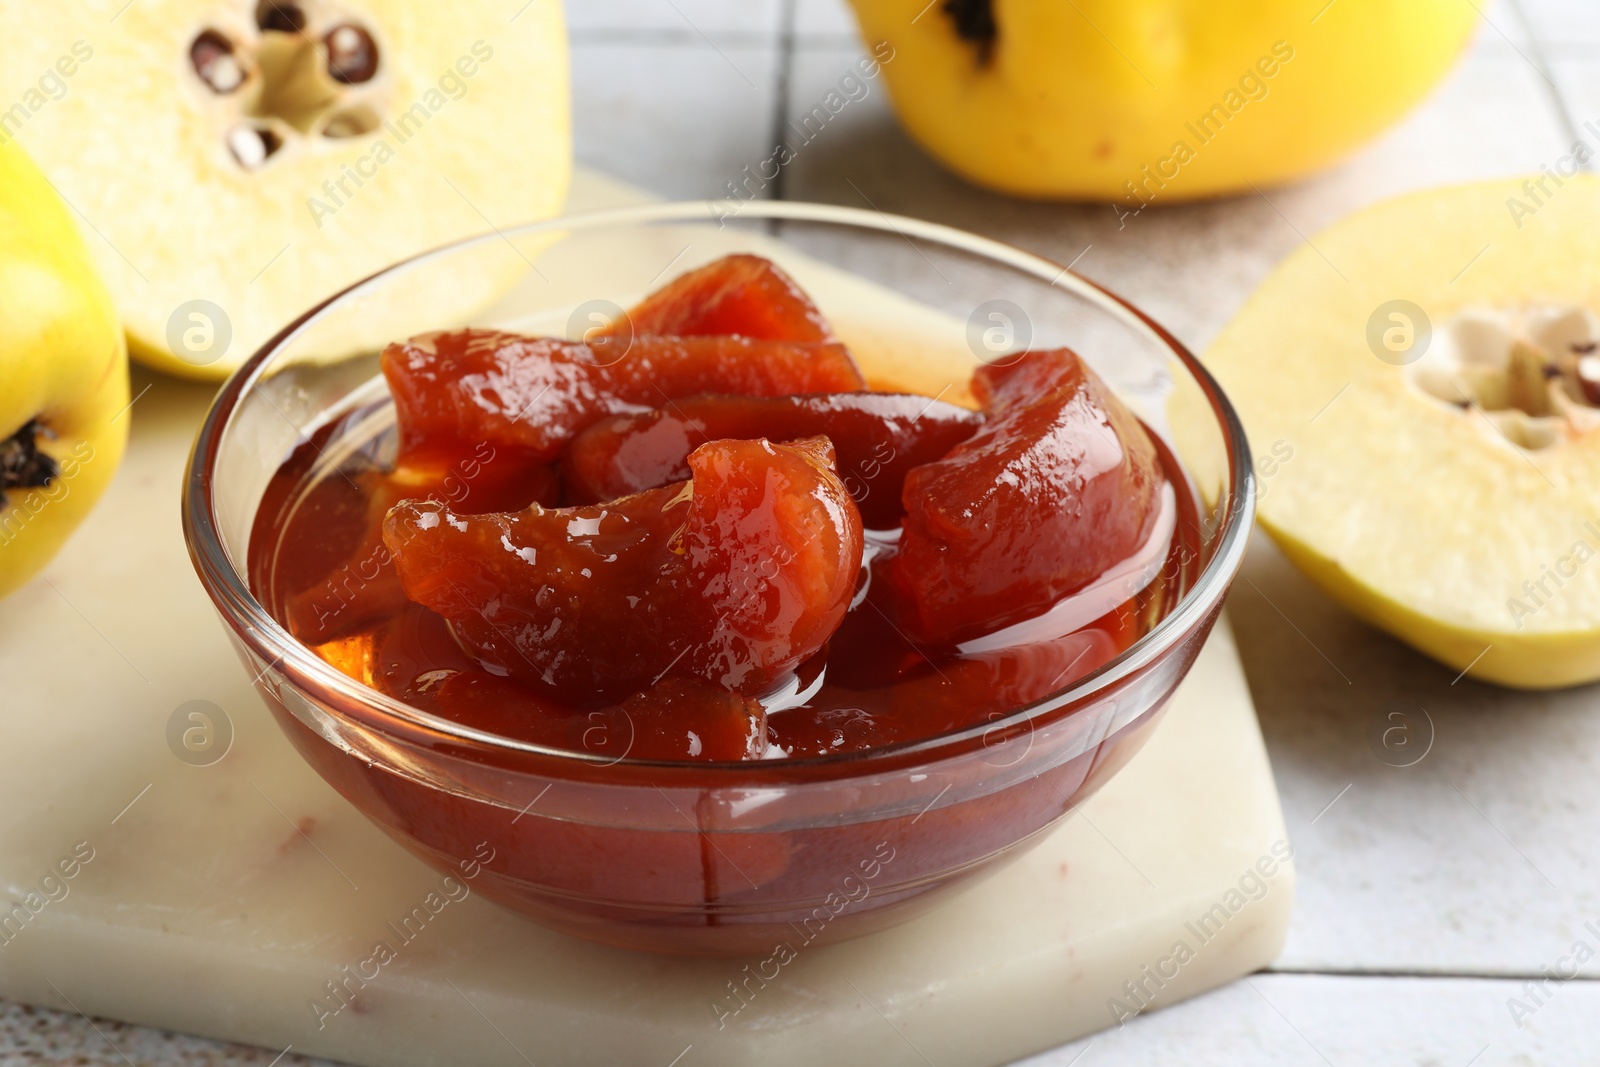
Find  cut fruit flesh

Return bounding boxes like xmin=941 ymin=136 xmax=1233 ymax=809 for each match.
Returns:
xmin=561 ymin=391 xmax=981 ymax=527
xmin=260 ymin=248 xmax=1196 ymax=760
xmin=381 ymin=329 xmax=866 ymax=466
xmin=1176 ymin=175 xmax=1600 ymax=688
xmin=434 ymin=672 xmax=769 ymax=761
xmin=894 ymin=349 xmax=1165 ymax=646
xmin=0 ymin=0 xmax=570 ymax=379
xmin=612 ymin=253 xmax=837 ymax=343
xmin=383 ymin=436 xmax=866 ymax=702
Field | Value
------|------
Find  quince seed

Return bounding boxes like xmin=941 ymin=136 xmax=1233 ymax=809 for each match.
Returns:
xmin=325 ymin=24 xmax=378 ymax=85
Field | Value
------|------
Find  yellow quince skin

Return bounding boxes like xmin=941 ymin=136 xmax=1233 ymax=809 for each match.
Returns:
xmin=849 ymin=0 xmax=1480 ymax=202
xmin=0 ymin=140 xmax=128 ymax=600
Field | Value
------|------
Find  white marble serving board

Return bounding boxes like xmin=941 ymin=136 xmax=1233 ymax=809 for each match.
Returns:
xmin=0 ymin=171 xmax=1292 ymax=1067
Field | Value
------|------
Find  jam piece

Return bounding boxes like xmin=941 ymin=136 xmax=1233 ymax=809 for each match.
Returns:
xmin=436 ymin=671 xmax=768 ymax=761
xmin=563 ymin=392 xmax=981 ymax=527
xmin=280 ymin=470 xmax=409 ymax=647
xmin=894 ymin=349 xmax=1164 ymax=645
xmin=773 ymin=623 xmax=1123 ymax=758
xmin=252 ymin=247 xmax=1200 ymax=784
xmin=368 ymin=602 xmax=480 ymax=704
xmin=600 ymin=677 xmax=769 ymax=760
xmin=383 ymin=436 xmax=865 ymax=704
xmin=615 ymin=254 xmax=836 ymax=343
xmin=280 ymin=448 xmax=560 ymax=648
xmin=389 ymin=447 xmax=561 ymax=517
xmin=381 ymin=330 xmax=865 ymax=469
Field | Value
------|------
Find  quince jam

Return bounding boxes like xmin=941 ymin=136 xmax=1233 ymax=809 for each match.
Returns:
xmin=249 ymin=255 xmax=1198 ymax=762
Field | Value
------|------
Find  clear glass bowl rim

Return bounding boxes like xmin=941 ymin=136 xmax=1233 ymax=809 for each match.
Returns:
xmin=182 ymin=199 xmax=1256 ymax=775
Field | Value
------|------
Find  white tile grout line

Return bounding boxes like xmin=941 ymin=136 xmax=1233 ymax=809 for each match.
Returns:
xmin=767 ymin=0 xmax=799 ymax=206
xmin=663 ymin=0 xmax=761 ymax=89
xmin=1466 ymin=0 xmax=1557 ymax=90
xmin=566 ymin=28 xmax=864 ymax=49
xmin=1501 ymin=0 xmax=1592 ymax=164
xmin=567 ymin=28 xmax=782 ymax=48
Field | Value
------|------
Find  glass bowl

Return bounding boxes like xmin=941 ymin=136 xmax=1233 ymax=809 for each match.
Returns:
xmin=182 ymin=201 xmax=1254 ymax=956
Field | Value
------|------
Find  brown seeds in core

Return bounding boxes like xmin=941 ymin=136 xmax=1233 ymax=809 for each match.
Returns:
xmin=190 ymin=29 xmax=246 ymax=94
xmin=321 ymin=104 xmax=381 ymax=138
xmin=226 ymin=124 xmax=284 ymax=169
xmin=1411 ymin=327 xmax=1600 ymax=449
xmin=198 ymin=8 xmax=382 ymax=168
xmin=256 ymin=0 xmax=307 ymax=34
xmin=0 ymin=420 xmax=58 ymax=507
xmin=324 ymin=24 xmax=379 ymax=84
xmin=1578 ymin=355 xmax=1600 ymax=406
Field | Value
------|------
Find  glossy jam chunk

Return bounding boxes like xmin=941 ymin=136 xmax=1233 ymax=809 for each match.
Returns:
xmin=274 ymin=447 xmax=560 ymax=647
xmin=255 ymin=419 xmax=1193 ymax=762
xmin=894 ymin=349 xmax=1165 ymax=646
xmin=253 ymin=253 xmax=1197 ymax=766
xmin=772 ymin=627 xmax=1124 ymax=758
xmin=613 ymin=253 xmax=836 ymax=342
xmin=278 ymin=470 xmax=410 ymax=647
xmin=389 ymin=448 xmax=562 ymax=516
xmin=766 ymin=546 xmax=1152 ymax=758
xmin=563 ymin=392 xmax=981 ymax=527
xmin=381 ymin=330 xmax=866 ymax=467
xmin=382 ymin=436 xmax=865 ymax=701
xmin=437 ymin=672 xmax=768 ymax=761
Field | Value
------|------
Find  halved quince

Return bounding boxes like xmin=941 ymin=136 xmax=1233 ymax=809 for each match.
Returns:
xmin=1188 ymin=176 xmax=1600 ymax=689
xmin=0 ymin=0 xmax=569 ymax=379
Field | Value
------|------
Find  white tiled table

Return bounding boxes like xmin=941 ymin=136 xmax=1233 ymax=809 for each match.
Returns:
xmin=13 ymin=1 xmax=1600 ymax=1063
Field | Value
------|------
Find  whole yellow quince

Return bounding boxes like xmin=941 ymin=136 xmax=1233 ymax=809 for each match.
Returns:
xmin=0 ymin=141 xmax=128 ymax=600
xmin=848 ymin=0 xmax=1480 ymax=203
